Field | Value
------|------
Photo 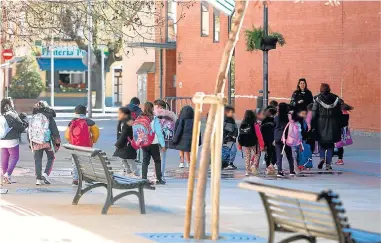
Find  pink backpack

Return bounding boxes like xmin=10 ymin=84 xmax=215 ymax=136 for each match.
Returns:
xmin=282 ymin=121 xmax=302 ymax=147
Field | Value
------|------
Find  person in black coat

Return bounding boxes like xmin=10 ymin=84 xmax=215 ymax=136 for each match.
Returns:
xmin=172 ymin=105 xmax=195 ymax=168
xmin=290 ymin=78 xmax=314 ymax=111
xmin=261 ymin=106 xmax=277 ymax=170
xmin=312 ymin=83 xmax=343 ymax=170
xmin=113 ymin=107 xmax=138 ymax=177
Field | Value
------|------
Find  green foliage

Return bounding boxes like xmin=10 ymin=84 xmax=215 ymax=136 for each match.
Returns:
xmin=9 ymin=57 xmax=44 ymax=99
xmin=245 ymin=25 xmax=286 ymax=51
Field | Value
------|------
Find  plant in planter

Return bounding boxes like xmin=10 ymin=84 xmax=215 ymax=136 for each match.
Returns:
xmin=245 ymin=25 xmax=286 ymax=51
xmin=9 ymin=56 xmax=44 ymax=99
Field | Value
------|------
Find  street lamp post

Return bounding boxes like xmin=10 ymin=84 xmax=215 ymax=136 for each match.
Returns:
xmin=262 ymin=2 xmax=269 ymax=108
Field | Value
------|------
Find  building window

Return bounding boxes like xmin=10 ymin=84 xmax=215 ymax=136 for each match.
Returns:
xmin=201 ymin=2 xmax=209 ymax=37
xmin=58 ymin=72 xmax=86 ymax=92
xmin=213 ymin=9 xmax=220 ymax=42
xmin=167 ymin=0 xmax=177 ymax=42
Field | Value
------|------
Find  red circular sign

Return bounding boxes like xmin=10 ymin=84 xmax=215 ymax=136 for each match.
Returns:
xmin=2 ymin=49 xmax=14 ymax=60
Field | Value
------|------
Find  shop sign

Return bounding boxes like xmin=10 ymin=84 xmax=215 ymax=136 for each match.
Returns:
xmin=38 ymin=46 xmax=86 ymax=57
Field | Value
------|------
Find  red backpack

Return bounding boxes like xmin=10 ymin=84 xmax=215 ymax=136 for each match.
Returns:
xmin=129 ymin=116 xmax=155 ymax=150
xmin=69 ymin=119 xmax=92 ymax=147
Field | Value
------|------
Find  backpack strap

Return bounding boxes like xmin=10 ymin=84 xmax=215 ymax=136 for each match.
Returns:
xmin=282 ymin=122 xmax=291 ymax=143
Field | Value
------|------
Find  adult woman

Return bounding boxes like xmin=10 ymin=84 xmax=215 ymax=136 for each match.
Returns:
xmin=312 ymin=83 xmax=342 ymax=170
xmin=0 ymin=98 xmax=28 ymax=184
xmin=290 ymin=78 xmax=314 ymax=111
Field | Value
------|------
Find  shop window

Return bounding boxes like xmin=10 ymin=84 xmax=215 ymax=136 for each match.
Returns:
xmin=167 ymin=0 xmax=177 ymax=42
xmin=213 ymin=9 xmax=220 ymax=42
xmin=201 ymin=2 xmax=209 ymax=37
xmin=58 ymin=72 xmax=86 ymax=92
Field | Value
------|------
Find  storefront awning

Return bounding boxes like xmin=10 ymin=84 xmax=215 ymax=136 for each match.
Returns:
xmin=36 ymin=58 xmax=88 ymax=71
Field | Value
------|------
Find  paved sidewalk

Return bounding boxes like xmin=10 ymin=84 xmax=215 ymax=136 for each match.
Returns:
xmin=1 ymin=120 xmax=380 ymax=243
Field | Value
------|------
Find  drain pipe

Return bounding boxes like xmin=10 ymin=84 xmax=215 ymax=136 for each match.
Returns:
xmin=159 ymin=49 xmax=163 ymax=99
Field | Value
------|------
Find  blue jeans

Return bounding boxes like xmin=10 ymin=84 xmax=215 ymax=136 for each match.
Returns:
xmin=319 ymin=143 xmax=334 ymax=165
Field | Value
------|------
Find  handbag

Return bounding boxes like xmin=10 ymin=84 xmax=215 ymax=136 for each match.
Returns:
xmin=335 ymin=127 xmax=353 ymax=148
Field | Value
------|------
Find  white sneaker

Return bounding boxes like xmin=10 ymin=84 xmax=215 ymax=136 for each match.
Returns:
xmin=3 ymin=173 xmax=12 ymax=184
xmin=179 ymin=162 xmax=184 ymax=168
xmin=184 ymin=162 xmax=189 ymax=168
xmin=36 ymin=179 xmax=42 ymax=185
xmin=42 ymin=173 xmax=51 ymax=185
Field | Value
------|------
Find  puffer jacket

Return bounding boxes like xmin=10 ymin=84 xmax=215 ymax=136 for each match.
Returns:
xmin=64 ymin=114 xmax=100 ymax=146
xmin=312 ymin=93 xmax=343 ymax=144
xmin=171 ymin=106 xmax=196 ymax=152
xmin=2 ymin=110 xmax=27 ymax=140
xmin=113 ymin=119 xmax=137 ymax=159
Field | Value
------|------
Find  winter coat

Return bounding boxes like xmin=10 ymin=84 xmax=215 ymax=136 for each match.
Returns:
xmin=28 ymin=107 xmax=61 ymax=151
xmin=312 ymin=92 xmax=343 ymax=144
xmin=223 ymin=117 xmax=238 ymax=144
xmin=2 ymin=110 xmax=27 ymax=140
xmin=261 ymin=116 xmax=275 ymax=146
xmin=274 ymin=115 xmax=288 ymax=142
xmin=64 ymin=114 xmax=100 ymax=146
xmin=127 ymin=104 xmax=142 ymax=119
xmin=290 ymin=89 xmax=314 ymax=111
xmin=238 ymin=122 xmax=265 ymax=149
xmin=171 ymin=106 xmax=195 ymax=152
xmin=113 ymin=120 xmax=137 ymax=159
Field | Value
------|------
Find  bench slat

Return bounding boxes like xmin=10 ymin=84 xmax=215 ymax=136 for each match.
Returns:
xmin=268 ymin=201 xmax=331 ymax=214
xmin=271 ymin=209 xmax=336 ymax=228
xmin=270 ymin=205 xmax=334 ymax=222
xmin=277 ymin=219 xmax=339 ymax=241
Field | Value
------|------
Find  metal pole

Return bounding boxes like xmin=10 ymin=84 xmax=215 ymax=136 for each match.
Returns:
xmin=159 ymin=49 xmax=163 ymax=99
xmin=101 ymin=47 xmax=105 ymax=113
xmin=5 ymin=61 xmax=9 ymax=97
xmin=87 ymin=0 xmax=92 ymax=118
xmin=50 ymin=37 xmax=55 ymax=107
xmin=263 ymin=2 xmax=269 ymax=108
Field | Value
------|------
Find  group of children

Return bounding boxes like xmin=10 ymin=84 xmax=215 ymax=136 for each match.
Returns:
xmin=222 ymin=99 xmax=351 ymax=178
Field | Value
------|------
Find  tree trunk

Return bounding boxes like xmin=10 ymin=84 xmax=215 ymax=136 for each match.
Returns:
xmin=91 ymin=63 xmax=108 ymax=109
xmin=193 ymin=1 xmax=249 ymax=240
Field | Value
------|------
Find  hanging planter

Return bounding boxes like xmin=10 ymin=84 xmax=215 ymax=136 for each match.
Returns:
xmin=245 ymin=25 xmax=286 ymax=51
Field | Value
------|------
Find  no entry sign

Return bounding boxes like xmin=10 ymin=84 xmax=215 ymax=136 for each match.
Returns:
xmin=2 ymin=49 xmax=14 ymax=60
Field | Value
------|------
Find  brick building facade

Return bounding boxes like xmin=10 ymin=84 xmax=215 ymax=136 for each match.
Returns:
xmin=165 ymin=1 xmax=380 ymax=132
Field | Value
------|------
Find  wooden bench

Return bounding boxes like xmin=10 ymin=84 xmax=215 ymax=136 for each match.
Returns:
xmin=64 ymin=144 xmax=154 ymax=215
xmin=239 ymin=180 xmax=380 ymax=243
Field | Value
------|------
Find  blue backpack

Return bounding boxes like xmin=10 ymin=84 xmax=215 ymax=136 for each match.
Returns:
xmin=298 ymin=142 xmax=313 ymax=169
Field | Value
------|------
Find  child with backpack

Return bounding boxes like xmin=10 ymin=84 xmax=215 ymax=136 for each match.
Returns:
xmin=274 ymin=103 xmax=295 ymax=178
xmin=28 ymin=101 xmax=61 ymax=185
xmin=261 ymin=106 xmax=277 ymax=175
xmin=131 ymin=102 xmax=166 ymax=184
xmin=114 ymin=107 xmax=138 ymax=177
xmin=237 ymin=110 xmax=264 ymax=176
xmin=286 ymin=107 xmax=309 ymax=174
xmin=222 ymin=106 xmax=238 ymax=170
xmin=65 ymin=105 xmax=100 ymax=186
xmin=154 ymin=99 xmax=177 ymax=177
xmin=335 ymin=101 xmax=354 ymax=165
xmin=0 ymin=98 xmax=28 ymax=184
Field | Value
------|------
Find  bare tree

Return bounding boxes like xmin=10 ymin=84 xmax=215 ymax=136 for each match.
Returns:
xmin=2 ymin=0 xmax=193 ymax=107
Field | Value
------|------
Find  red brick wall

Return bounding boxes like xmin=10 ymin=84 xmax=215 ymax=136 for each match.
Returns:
xmin=147 ymin=73 xmax=155 ymax=102
xmin=175 ymin=1 xmax=380 ymax=132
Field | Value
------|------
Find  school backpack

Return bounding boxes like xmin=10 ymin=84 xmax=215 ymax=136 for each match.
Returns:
xmin=69 ymin=118 xmax=92 ymax=147
xmin=0 ymin=115 xmax=11 ymax=139
xmin=298 ymin=142 xmax=313 ymax=169
xmin=157 ymin=115 xmax=175 ymax=142
xmin=130 ymin=116 xmax=155 ymax=150
xmin=28 ymin=113 xmax=51 ymax=144
xmin=282 ymin=121 xmax=302 ymax=147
